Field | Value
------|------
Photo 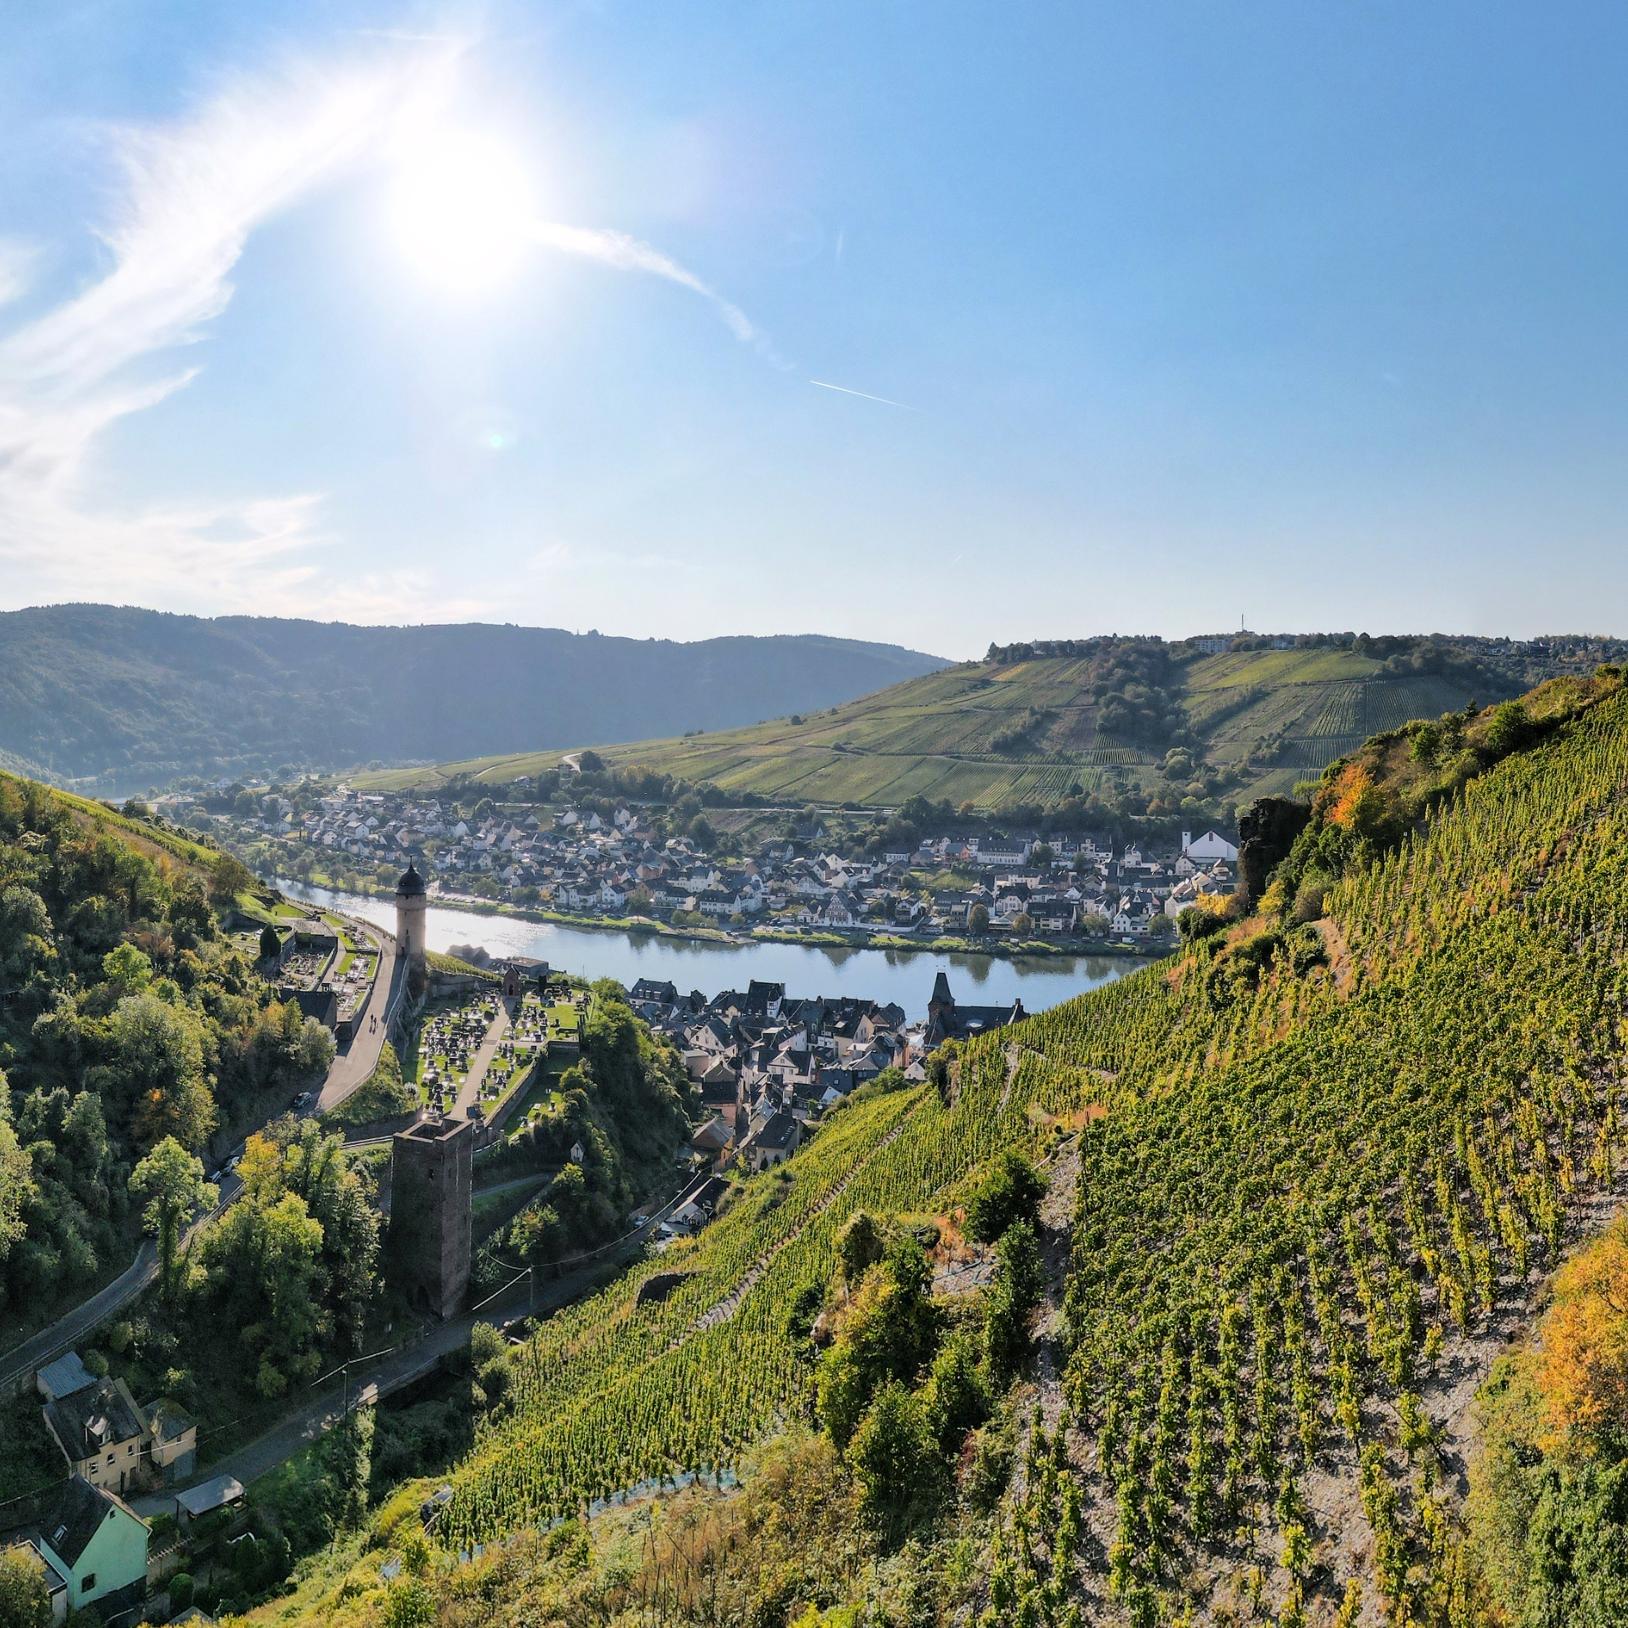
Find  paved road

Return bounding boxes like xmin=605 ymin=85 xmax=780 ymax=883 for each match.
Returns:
xmin=129 ymin=1255 xmax=582 ymax=1518
xmin=3 ymin=910 xmax=392 ymax=1393
xmin=318 ymin=923 xmax=401 ymax=1113
xmin=128 ymin=1170 xmax=712 ymax=1512
xmin=0 ymin=1170 xmax=245 ymax=1394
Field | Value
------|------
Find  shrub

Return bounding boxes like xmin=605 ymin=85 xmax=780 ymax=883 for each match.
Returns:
xmin=964 ymin=1150 xmax=1045 ymax=1244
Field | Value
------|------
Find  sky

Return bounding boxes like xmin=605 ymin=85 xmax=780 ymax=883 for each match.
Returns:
xmin=2 ymin=1 xmax=1627 ymax=659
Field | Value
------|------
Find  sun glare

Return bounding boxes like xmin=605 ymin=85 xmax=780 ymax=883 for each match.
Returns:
xmin=388 ymin=130 xmax=536 ymax=293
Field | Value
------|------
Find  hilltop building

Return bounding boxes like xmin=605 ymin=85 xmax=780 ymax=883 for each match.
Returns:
xmin=388 ymin=1116 xmax=473 ymax=1319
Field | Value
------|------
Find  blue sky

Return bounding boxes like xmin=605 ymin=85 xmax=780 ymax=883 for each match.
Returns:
xmin=2 ymin=1 xmax=1626 ymax=658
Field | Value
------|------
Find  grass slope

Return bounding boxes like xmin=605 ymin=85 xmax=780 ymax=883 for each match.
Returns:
xmin=359 ymin=644 xmax=1520 ymax=809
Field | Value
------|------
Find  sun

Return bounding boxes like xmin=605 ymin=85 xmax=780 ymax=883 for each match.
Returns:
xmin=387 ymin=130 xmax=536 ymax=293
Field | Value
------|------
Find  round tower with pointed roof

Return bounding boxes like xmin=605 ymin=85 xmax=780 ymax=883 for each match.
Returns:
xmin=396 ymin=861 xmax=428 ymax=986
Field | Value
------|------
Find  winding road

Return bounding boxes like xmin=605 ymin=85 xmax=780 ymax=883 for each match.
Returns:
xmin=1 ymin=908 xmax=397 ymax=1395
xmin=316 ymin=922 xmax=402 ymax=1113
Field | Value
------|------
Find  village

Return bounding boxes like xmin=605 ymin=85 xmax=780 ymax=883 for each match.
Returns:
xmin=637 ymin=968 xmax=1031 ymax=1192
xmin=204 ymin=783 xmax=1241 ymax=949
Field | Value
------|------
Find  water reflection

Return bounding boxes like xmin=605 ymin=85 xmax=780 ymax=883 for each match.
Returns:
xmin=277 ymin=880 xmax=1151 ymax=1024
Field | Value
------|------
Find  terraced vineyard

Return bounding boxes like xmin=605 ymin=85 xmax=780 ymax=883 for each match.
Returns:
xmin=358 ymin=641 xmax=1552 ymax=812
xmin=379 ymin=674 xmax=1628 ymax=1625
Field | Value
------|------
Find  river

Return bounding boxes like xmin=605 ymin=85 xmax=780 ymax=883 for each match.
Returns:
xmin=276 ymin=880 xmax=1153 ymax=1024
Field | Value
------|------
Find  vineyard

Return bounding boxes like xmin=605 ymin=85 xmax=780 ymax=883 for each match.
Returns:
xmin=982 ymin=680 xmax=1628 ymax=1624
xmin=359 ymin=642 xmax=1546 ymax=815
xmin=354 ymin=675 xmax=1628 ymax=1628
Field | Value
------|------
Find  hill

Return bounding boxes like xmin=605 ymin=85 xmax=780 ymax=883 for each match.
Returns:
xmin=242 ymin=664 xmax=1628 ymax=1624
xmin=359 ymin=632 xmax=1615 ymax=816
xmin=0 ymin=604 xmax=947 ymax=792
xmin=0 ymin=772 xmax=338 ymax=1348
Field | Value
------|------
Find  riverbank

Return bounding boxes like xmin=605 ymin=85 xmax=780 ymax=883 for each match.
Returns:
xmin=270 ymin=872 xmax=1158 ymax=964
xmin=273 ymin=880 xmax=1155 ymax=1027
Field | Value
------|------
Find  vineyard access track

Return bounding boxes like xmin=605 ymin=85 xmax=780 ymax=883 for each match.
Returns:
xmin=680 ymin=1092 xmax=929 ymax=1342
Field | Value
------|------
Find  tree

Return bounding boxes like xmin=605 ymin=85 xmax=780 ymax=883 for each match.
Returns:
xmin=1523 ymin=1461 xmax=1628 ymax=1627
xmin=101 ymin=941 xmax=153 ymax=996
xmin=259 ymin=923 xmax=282 ymax=961
xmin=968 ymin=903 xmax=990 ymax=936
xmin=983 ymin=1220 xmax=1045 ymax=1382
xmin=846 ymin=1380 xmax=945 ymax=1547
xmin=0 ymin=1544 xmax=51 ymax=1628
xmin=131 ymin=1137 xmax=217 ymax=1298
xmin=964 ymin=1149 xmax=1045 ymax=1244
xmin=1030 ymin=842 xmax=1054 ymax=868
xmin=0 ymin=1075 xmax=35 ymax=1270
xmin=108 ymin=993 xmax=215 ymax=1152
xmin=835 ymin=1211 xmax=886 ymax=1283
xmin=923 ymin=1329 xmax=989 ymax=1452
xmin=1536 ymin=1215 xmax=1628 ymax=1450
xmin=816 ymin=1237 xmax=939 ymax=1447
xmin=197 ymin=1190 xmax=327 ymax=1397
xmin=209 ymin=851 xmax=255 ymax=905
xmin=0 ymin=886 xmax=54 ymax=988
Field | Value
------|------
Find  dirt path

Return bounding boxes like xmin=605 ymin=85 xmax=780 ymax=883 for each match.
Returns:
xmin=685 ymin=1097 xmax=926 ymax=1340
xmin=452 ymin=1000 xmax=513 ymax=1120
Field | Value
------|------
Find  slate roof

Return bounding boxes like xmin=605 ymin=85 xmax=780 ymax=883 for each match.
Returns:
xmin=12 ymin=1475 xmax=145 ymax=1570
xmin=36 ymin=1352 xmax=94 ymax=1402
xmin=43 ymin=1378 xmax=145 ymax=1462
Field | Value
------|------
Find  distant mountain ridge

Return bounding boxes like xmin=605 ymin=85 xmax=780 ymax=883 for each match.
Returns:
xmin=0 ymin=604 xmax=947 ymax=790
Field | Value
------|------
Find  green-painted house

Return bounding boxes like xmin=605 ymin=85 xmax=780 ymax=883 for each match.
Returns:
xmin=1 ymin=1474 xmax=150 ymax=1622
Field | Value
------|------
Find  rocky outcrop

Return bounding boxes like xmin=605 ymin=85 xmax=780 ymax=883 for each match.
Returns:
xmin=1238 ymin=796 xmax=1312 ymax=908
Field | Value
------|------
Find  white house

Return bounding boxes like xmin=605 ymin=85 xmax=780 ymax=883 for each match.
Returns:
xmin=1182 ymin=829 xmax=1240 ymax=863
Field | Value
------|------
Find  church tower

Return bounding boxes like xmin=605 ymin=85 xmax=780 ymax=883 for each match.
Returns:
xmin=395 ymin=861 xmax=428 ymax=988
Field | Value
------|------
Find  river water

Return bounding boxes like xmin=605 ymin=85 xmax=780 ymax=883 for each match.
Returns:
xmin=277 ymin=880 xmax=1152 ymax=1025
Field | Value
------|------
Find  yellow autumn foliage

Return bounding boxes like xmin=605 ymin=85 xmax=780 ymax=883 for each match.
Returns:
xmin=1533 ymin=1214 xmax=1628 ymax=1453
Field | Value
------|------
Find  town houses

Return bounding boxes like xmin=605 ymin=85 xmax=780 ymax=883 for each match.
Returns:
xmin=210 ymin=784 xmax=1239 ymax=948
xmin=626 ymin=978 xmax=914 ymax=1173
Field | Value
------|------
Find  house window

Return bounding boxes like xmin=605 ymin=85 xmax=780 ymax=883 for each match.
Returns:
xmin=82 ymin=1573 xmax=96 ymax=1591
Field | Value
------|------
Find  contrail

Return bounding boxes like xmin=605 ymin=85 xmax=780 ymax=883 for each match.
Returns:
xmin=809 ymin=378 xmax=915 ymax=410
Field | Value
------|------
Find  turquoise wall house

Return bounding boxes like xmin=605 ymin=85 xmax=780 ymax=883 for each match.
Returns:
xmin=33 ymin=1476 xmax=149 ymax=1616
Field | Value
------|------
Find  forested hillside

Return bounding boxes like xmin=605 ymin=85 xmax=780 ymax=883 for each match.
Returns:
xmin=249 ymin=666 xmax=1628 ymax=1625
xmin=0 ymin=605 xmax=945 ymax=790
xmin=364 ymin=632 xmax=1614 ymax=819
xmin=0 ymin=776 xmax=338 ymax=1332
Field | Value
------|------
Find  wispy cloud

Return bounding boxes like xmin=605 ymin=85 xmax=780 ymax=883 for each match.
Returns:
xmin=0 ymin=38 xmax=774 ymax=624
xmin=532 ymin=221 xmax=780 ymax=361
xmin=809 ymin=377 xmax=915 ymax=410
xmin=0 ymin=239 xmax=40 ymax=309
xmin=0 ymin=46 xmax=458 ymax=616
